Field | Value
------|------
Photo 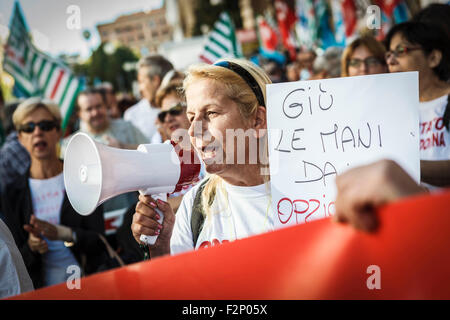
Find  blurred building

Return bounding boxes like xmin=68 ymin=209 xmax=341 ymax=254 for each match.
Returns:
xmin=174 ymin=0 xmax=272 ymax=38
xmin=176 ymin=0 xmax=197 ymax=38
xmin=97 ymin=8 xmax=172 ymax=55
xmin=239 ymin=0 xmax=273 ymax=30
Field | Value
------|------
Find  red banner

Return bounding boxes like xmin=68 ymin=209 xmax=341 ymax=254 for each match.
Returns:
xmin=11 ymin=190 xmax=450 ymax=299
xmin=257 ymin=17 xmax=279 ymax=52
xmin=342 ymin=0 xmax=357 ymax=37
xmin=275 ymin=0 xmax=297 ymax=60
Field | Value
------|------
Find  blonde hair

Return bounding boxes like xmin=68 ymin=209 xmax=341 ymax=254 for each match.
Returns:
xmin=13 ymin=97 xmax=62 ymax=130
xmin=183 ymin=59 xmax=272 ymax=217
xmin=154 ymin=80 xmax=185 ymax=108
xmin=341 ymin=35 xmax=387 ymax=77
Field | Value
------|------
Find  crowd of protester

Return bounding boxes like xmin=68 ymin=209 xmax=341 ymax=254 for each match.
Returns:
xmin=0 ymin=3 xmax=449 ymax=298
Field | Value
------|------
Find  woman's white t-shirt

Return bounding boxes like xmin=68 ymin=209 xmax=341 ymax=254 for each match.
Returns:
xmin=419 ymin=94 xmax=449 ymax=160
xmin=29 ymin=173 xmax=65 ymax=225
xmin=29 ymin=173 xmax=79 ymax=286
xmin=170 ymin=179 xmax=275 ymax=255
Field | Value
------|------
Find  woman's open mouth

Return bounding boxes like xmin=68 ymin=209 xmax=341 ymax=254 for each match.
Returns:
xmin=33 ymin=140 xmax=48 ymax=150
xmin=169 ymin=124 xmax=180 ymax=132
xmin=200 ymin=143 xmax=222 ymax=162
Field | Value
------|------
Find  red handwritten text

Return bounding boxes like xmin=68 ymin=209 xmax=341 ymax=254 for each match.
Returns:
xmin=277 ymin=196 xmax=335 ymax=225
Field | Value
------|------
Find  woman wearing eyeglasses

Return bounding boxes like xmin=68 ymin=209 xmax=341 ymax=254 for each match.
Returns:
xmin=341 ymin=35 xmax=388 ymax=77
xmin=0 ymin=97 xmax=105 ymax=289
xmin=385 ymin=21 xmax=450 ymax=188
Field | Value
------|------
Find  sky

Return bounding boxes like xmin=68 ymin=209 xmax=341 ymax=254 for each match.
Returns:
xmin=0 ymin=0 xmax=164 ymax=58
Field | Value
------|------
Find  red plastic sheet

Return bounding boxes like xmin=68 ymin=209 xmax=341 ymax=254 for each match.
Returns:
xmin=11 ymin=190 xmax=450 ymax=299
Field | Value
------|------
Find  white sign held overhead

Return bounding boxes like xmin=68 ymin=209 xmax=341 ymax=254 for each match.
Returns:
xmin=266 ymin=72 xmax=420 ymax=229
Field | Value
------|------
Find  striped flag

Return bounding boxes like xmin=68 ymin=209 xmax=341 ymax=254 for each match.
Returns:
xmin=199 ymin=12 xmax=242 ymax=64
xmin=3 ymin=1 xmax=81 ymax=129
xmin=275 ymin=0 xmax=298 ymax=61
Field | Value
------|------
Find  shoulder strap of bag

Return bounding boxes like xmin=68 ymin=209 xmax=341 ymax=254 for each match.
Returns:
xmin=98 ymin=233 xmax=125 ymax=267
xmin=191 ymin=178 xmax=210 ymax=248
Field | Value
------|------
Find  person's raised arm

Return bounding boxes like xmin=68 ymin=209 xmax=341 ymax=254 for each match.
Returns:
xmin=333 ymin=159 xmax=426 ymax=232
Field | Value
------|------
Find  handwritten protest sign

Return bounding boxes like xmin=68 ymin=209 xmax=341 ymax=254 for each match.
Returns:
xmin=266 ymin=72 xmax=420 ymax=228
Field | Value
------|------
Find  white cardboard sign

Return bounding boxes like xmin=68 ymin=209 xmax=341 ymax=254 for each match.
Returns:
xmin=266 ymin=72 xmax=420 ymax=228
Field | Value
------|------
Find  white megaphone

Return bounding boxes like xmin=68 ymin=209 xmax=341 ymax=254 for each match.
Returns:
xmin=63 ymin=132 xmax=201 ymax=245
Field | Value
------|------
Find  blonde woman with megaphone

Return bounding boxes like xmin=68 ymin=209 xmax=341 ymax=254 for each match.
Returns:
xmin=131 ymin=59 xmax=273 ymax=258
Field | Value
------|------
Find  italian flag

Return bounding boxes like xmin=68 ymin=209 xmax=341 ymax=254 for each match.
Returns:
xmin=3 ymin=1 xmax=81 ymax=130
xmin=199 ymin=12 xmax=243 ymax=64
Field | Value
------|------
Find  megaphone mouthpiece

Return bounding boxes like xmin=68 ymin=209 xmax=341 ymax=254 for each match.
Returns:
xmin=64 ymin=133 xmax=201 ymax=216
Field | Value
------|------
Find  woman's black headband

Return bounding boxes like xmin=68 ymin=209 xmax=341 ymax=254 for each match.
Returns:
xmin=214 ymin=61 xmax=266 ymax=107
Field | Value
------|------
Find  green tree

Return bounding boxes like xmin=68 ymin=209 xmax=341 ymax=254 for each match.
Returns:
xmin=74 ymin=43 xmax=139 ymax=92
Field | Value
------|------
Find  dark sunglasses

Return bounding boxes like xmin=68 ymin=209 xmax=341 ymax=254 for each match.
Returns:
xmin=158 ymin=103 xmax=186 ymax=123
xmin=18 ymin=120 xmax=60 ymax=133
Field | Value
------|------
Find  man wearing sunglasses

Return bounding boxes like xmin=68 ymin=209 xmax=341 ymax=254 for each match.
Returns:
xmin=0 ymin=97 xmax=105 ymax=289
